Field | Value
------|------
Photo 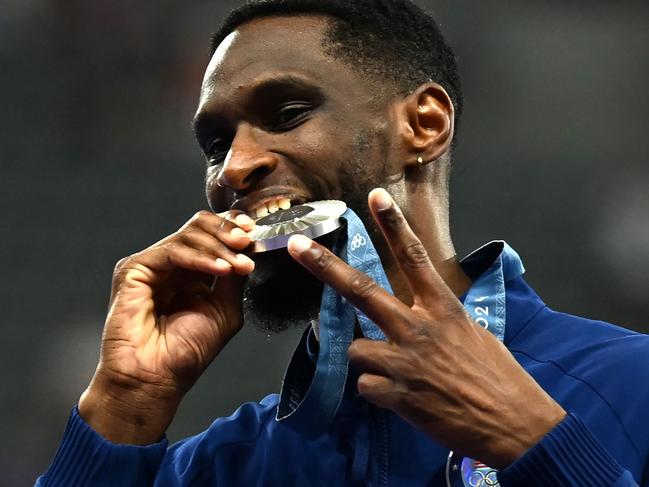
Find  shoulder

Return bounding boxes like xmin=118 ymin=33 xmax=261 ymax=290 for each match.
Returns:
xmin=157 ymin=394 xmax=280 ymax=483
xmin=512 ymin=305 xmax=649 ymax=373
xmin=503 ymin=275 xmax=649 ymax=372
xmin=177 ymin=393 xmax=279 ymax=450
xmin=202 ymin=393 xmax=280 ymax=443
xmin=510 ymin=307 xmax=649 ymax=467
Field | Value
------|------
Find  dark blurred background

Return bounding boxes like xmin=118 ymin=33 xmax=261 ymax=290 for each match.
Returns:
xmin=1 ymin=1 xmax=647 ymax=484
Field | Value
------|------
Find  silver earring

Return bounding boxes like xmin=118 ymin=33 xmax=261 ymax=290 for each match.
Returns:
xmin=417 ymin=156 xmax=424 ymax=165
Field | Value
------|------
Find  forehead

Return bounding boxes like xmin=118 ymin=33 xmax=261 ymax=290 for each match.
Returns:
xmin=198 ymin=15 xmax=359 ymax=107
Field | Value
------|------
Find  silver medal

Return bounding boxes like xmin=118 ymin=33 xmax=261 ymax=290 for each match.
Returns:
xmin=247 ymin=200 xmax=347 ymax=253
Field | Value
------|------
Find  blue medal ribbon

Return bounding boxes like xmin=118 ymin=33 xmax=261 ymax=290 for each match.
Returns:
xmin=277 ymin=208 xmax=526 ymax=461
xmin=277 ymin=208 xmax=391 ymax=436
xmin=462 ymin=241 xmax=525 ymax=342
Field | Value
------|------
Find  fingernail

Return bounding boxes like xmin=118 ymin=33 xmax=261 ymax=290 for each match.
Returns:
xmin=235 ymin=214 xmax=254 ymax=226
xmin=215 ymin=258 xmax=232 ymax=269
xmin=236 ymin=253 xmax=255 ymax=266
xmin=231 ymin=227 xmax=248 ymax=238
xmin=288 ymin=234 xmax=312 ymax=254
xmin=371 ymin=188 xmax=392 ymax=211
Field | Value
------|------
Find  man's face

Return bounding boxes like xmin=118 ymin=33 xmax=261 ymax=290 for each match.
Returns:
xmin=193 ymin=15 xmax=397 ymax=332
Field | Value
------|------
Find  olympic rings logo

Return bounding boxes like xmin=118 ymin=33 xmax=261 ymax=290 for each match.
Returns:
xmin=467 ymin=469 xmax=499 ymax=487
xmin=350 ymin=233 xmax=367 ymax=251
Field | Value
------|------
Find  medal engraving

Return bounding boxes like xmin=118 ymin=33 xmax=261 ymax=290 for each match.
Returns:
xmin=256 ymin=205 xmax=314 ymax=226
xmin=248 ymin=200 xmax=347 ymax=253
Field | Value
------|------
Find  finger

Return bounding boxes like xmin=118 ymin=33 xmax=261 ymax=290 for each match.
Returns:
xmin=287 ymin=234 xmax=412 ymax=340
xmin=216 ymin=210 xmax=256 ymax=233
xmin=185 ymin=211 xmax=253 ymax=251
xmin=161 ymin=245 xmax=237 ymax=277
xmin=348 ymin=338 xmax=403 ymax=377
xmin=133 ymin=244 xmax=244 ymax=281
xmin=233 ymin=212 xmax=256 ymax=232
xmin=368 ymin=188 xmax=455 ymax=305
xmin=179 ymin=228 xmax=237 ymax=257
xmin=356 ymin=373 xmax=399 ymax=410
xmin=177 ymin=229 xmax=255 ymax=275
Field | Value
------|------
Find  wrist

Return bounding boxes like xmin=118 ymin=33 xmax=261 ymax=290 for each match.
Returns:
xmin=498 ymin=413 xmax=627 ymax=487
xmin=490 ymin=402 xmax=567 ymax=469
xmin=78 ymin=372 xmax=182 ymax=445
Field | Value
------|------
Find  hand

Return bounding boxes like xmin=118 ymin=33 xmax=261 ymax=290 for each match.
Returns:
xmin=287 ymin=188 xmax=566 ymax=468
xmin=79 ymin=210 xmax=256 ymax=444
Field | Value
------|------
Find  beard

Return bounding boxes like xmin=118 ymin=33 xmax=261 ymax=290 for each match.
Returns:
xmin=243 ymin=128 xmax=390 ymax=334
xmin=242 ymin=231 xmax=336 ymax=334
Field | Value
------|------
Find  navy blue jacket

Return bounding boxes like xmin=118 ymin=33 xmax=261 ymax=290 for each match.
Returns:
xmin=37 ymin=248 xmax=649 ymax=486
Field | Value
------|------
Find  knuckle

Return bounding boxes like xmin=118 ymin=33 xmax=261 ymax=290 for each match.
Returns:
xmin=111 ymin=257 xmax=131 ymax=283
xmin=402 ymin=314 xmax=434 ymax=341
xmin=111 ymin=255 xmax=142 ymax=289
xmin=178 ymin=226 xmax=204 ymax=245
xmin=158 ymin=242 xmax=181 ymax=265
xmin=435 ymin=301 xmax=465 ymax=323
xmin=186 ymin=210 xmax=213 ymax=227
xmin=178 ymin=225 xmax=195 ymax=238
xmin=357 ymin=373 xmax=374 ymax=394
xmin=410 ymin=322 xmax=433 ymax=340
xmin=381 ymin=207 xmax=404 ymax=231
xmin=401 ymin=242 xmax=430 ymax=268
xmin=444 ymin=300 xmax=464 ymax=318
xmin=347 ymin=340 xmax=363 ymax=359
xmin=310 ymin=248 xmax=334 ymax=272
xmin=113 ymin=254 xmax=142 ymax=276
xmin=348 ymin=273 xmax=377 ymax=300
xmin=113 ymin=256 xmax=131 ymax=273
xmin=163 ymin=241 xmax=179 ymax=253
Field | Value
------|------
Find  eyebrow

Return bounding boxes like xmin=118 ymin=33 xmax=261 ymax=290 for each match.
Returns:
xmin=246 ymin=74 xmax=320 ymax=102
xmin=192 ymin=74 xmax=322 ymax=147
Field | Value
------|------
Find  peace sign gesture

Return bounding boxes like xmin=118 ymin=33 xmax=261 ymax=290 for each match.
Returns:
xmin=287 ymin=188 xmax=566 ymax=469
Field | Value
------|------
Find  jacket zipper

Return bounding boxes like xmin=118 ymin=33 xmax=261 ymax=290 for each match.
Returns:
xmin=371 ymin=406 xmax=389 ymax=487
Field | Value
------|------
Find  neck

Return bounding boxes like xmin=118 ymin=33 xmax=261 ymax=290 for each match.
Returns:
xmin=380 ymin=237 xmax=471 ymax=306
xmin=380 ymin=169 xmax=472 ymax=304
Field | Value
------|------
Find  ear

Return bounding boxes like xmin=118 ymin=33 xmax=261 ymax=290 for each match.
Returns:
xmin=395 ymin=83 xmax=454 ymax=167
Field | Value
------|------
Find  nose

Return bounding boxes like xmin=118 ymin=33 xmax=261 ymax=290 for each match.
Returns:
xmin=216 ymin=122 xmax=278 ymax=192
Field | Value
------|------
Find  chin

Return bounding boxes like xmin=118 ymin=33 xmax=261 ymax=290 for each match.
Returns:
xmin=242 ymin=248 xmax=321 ymax=334
xmin=242 ymin=230 xmax=341 ymax=333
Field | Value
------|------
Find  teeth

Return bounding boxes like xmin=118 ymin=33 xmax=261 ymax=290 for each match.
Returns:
xmin=250 ymin=197 xmax=293 ymax=219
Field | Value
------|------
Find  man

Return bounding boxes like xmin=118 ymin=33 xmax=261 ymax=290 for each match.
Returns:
xmin=38 ymin=1 xmax=648 ymax=485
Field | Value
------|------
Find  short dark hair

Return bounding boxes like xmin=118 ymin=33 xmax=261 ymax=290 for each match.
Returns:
xmin=210 ymin=0 xmax=463 ymax=135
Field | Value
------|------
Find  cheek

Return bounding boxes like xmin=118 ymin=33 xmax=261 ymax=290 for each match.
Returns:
xmin=285 ymin=121 xmax=352 ymax=196
xmin=304 ymin=113 xmax=363 ymax=160
xmin=294 ymin=119 xmax=344 ymax=160
xmin=205 ymin=168 xmax=233 ymax=212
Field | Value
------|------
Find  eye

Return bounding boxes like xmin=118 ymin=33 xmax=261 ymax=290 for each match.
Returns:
xmin=270 ymin=102 xmax=312 ymax=131
xmin=205 ymin=138 xmax=230 ymax=166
